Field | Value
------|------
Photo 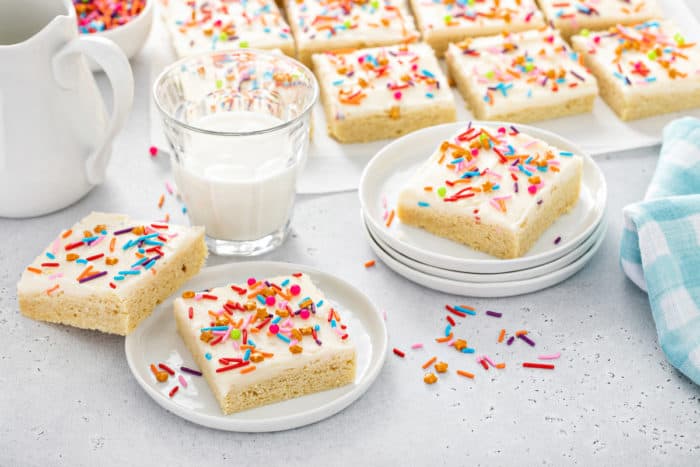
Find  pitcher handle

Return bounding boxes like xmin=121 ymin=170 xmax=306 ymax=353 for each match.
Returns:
xmin=52 ymin=36 xmax=134 ymax=185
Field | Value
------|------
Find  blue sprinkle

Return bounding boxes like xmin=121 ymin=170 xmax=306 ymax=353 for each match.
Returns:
xmin=559 ymin=151 xmax=574 ymax=157
xmin=518 ymin=165 xmax=533 ymax=177
xmin=316 ymin=300 xmax=324 ymax=308
xmin=131 ymin=257 xmax=149 ymax=268
xmin=418 ymin=201 xmax=430 ymax=207
xmin=82 ymin=236 xmax=98 ymax=243
xmin=462 ymin=347 xmax=475 ymax=354
xmin=314 ymin=324 xmax=320 ymax=331
xmin=277 ymin=333 xmax=291 ymax=343
xmin=256 ymin=294 xmax=267 ymax=305
xmin=144 ymin=259 xmax=156 ymax=270
xmin=118 ymin=270 xmax=141 ymax=275
xmin=248 ymin=338 xmax=256 ymax=347
xmin=272 ymin=316 xmax=282 ymax=324
xmin=201 ymin=326 xmax=229 ymax=331
xmin=281 ymin=279 xmax=290 ymax=287
xmin=76 ymin=259 xmax=88 ymax=265
xmin=182 ymin=206 xmax=187 ymax=214
xmin=454 ymin=305 xmax=476 ymax=316
xmin=243 ymin=349 xmax=251 ymax=361
xmin=45 ymin=252 xmax=55 ymax=260
xmin=445 ymin=324 xmax=452 ymax=337
xmin=331 ymin=319 xmax=337 ymax=328
xmin=113 ymin=276 xmax=125 ymax=281
xmin=426 ymin=92 xmax=434 ymax=98
xmin=205 ymin=353 xmax=212 ymax=361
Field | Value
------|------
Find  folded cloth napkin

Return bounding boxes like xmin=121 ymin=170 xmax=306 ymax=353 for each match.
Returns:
xmin=621 ymin=117 xmax=700 ymax=385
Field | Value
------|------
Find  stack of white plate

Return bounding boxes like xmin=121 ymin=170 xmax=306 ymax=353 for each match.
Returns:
xmin=358 ymin=122 xmax=608 ymax=298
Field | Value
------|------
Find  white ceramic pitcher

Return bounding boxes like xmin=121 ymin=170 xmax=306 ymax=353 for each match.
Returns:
xmin=0 ymin=0 xmax=134 ymax=218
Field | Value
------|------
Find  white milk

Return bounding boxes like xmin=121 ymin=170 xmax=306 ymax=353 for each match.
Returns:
xmin=173 ymin=112 xmax=298 ymax=241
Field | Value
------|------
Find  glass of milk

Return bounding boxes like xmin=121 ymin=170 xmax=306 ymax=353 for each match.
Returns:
xmin=153 ymin=50 xmax=318 ymax=256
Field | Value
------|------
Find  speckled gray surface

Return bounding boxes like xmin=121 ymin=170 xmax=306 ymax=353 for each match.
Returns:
xmin=3 ymin=11 xmax=700 ymax=466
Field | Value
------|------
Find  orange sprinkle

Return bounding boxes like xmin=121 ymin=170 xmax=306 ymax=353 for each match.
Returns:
xmin=457 ymin=370 xmax=475 ymax=379
xmin=515 ymin=330 xmax=528 ymax=336
xmin=109 ymin=237 xmax=116 ymax=253
xmin=436 ymin=333 xmax=453 ymax=343
xmin=240 ymin=365 xmax=256 ymax=374
xmin=27 ymin=267 xmax=42 ymax=274
xmin=45 ymin=284 xmax=60 ymax=295
xmin=77 ymin=265 xmax=94 ymax=281
xmin=422 ymin=356 xmax=437 ymax=369
xmin=495 ymin=363 xmax=506 ymax=369
xmin=498 ymin=329 xmax=506 ymax=343
xmin=385 ymin=210 xmax=395 ymax=228
xmin=423 ymin=186 xmax=433 ymax=191
xmin=158 ymin=194 xmax=165 ymax=209
xmin=364 ymin=260 xmax=376 ymax=268
xmin=61 ymin=229 xmax=73 ymax=239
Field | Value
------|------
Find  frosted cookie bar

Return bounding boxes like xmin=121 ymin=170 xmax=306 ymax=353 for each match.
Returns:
xmin=287 ymin=0 xmax=419 ymax=66
xmin=18 ymin=212 xmax=207 ymax=335
xmin=312 ymin=43 xmax=456 ymax=143
xmin=173 ymin=273 xmax=356 ymax=414
xmin=572 ymin=21 xmax=700 ymax=120
xmin=538 ymin=0 xmax=662 ymax=39
xmin=159 ymin=0 xmax=295 ymax=57
xmin=445 ymin=28 xmax=599 ymax=123
xmin=410 ymin=0 xmax=544 ymax=56
xmin=397 ymin=123 xmax=583 ymax=259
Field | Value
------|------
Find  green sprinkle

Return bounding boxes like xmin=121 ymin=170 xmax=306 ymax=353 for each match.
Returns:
xmin=648 ymin=50 xmax=657 ymax=61
xmin=219 ymin=32 xmax=228 ymax=41
xmin=485 ymin=70 xmax=495 ymax=79
xmin=444 ymin=14 xmax=452 ymax=23
xmin=231 ymin=329 xmax=241 ymax=340
xmin=580 ymin=28 xmax=590 ymax=37
xmin=239 ymin=40 xmax=249 ymax=48
xmin=674 ymin=32 xmax=685 ymax=45
xmin=215 ymin=79 xmax=223 ymax=89
xmin=344 ymin=20 xmax=351 ymax=28
xmin=437 ymin=186 xmax=447 ymax=198
xmin=524 ymin=63 xmax=534 ymax=72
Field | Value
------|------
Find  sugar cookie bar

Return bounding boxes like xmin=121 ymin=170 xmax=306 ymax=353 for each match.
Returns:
xmin=446 ymin=28 xmax=598 ymax=123
xmin=312 ymin=43 xmax=456 ymax=143
xmin=173 ymin=273 xmax=356 ymax=414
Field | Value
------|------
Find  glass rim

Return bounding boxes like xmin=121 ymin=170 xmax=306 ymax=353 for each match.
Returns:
xmin=152 ymin=49 xmax=319 ymax=137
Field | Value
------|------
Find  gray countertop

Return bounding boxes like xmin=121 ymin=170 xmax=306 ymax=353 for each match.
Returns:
xmin=3 ymin=7 xmax=700 ymax=466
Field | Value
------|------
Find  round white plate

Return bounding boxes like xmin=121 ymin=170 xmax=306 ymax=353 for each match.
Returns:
xmin=366 ymin=219 xmax=607 ymax=298
xmin=363 ymin=212 xmax=607 ymax=283
xmin=359 ymin=121 xmax=607 ymax=274
xmin=125 ymin=261 xmax=387 ymax=432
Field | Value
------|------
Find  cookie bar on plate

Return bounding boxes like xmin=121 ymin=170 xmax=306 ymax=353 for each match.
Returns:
xmin=445 ymin=28 xmax=599 ymax=123
xmin=572 ymin=21 xmax=700 ymax=120
xmin=312 ymin=43 xmax=456 ymax=143
xmin=397 ymin=123 xmax=583 ymax=259
xmin=287 ymin=0 xmax=419 ymax=66
xmin=173 ymin=273 xmax=356 ymax=414
xmin=18 ymin=212 xmax=207 ymax=335
xmin=159 ymin=0 xmax=295 ymax=57
xmin=409 ymin=0 xmax=544 ymax=56
xmin=537 ymin=0 xmax=662 ymax=39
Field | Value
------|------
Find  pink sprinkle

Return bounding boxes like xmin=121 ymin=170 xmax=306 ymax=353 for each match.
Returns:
xmin=528 ymin=185 xmax=538 ymax=194
xmin=165 ymin=181 xmax=174 ymax=195
xmin=393 ymin=91 xmax=402 ymax=100
xmin=483 ymin=355 xmax=496 ymax=367
xmin=382 ymin=311 xmax=387 ymax=321
xmin=411 ymin=343 xmax=424 ymax=349
xmin=149 ymin=146 xmax=158 ymax=156
xmin=247 ymin=277 xmax=256 ymax=286
xmin=269 ymin=324 xmax=279 ymax=334
xmin=49 ymin=273 xmax=64 ymax=280
xmin=51 ymin=237 xmax=61 ymax=255
xmin=265 ymin=295 xmax=276 ymax=306
xmin=538 ymin=352 xmax=561 ymax=360
xmin=300 ymin=309 xmax=310 ymax=319
xmin=178 ymin=374 xmax=188 ymax=388
xmin=290 ymin=284 xmax=301 ymax=296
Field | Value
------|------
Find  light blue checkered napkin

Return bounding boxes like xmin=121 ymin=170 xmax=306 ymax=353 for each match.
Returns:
xmin=621 ymin=117 xmax=700 ymax=385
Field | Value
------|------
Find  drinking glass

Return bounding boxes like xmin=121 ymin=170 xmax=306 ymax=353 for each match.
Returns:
xmin=153 ymin=50 xmax=317 ymax=256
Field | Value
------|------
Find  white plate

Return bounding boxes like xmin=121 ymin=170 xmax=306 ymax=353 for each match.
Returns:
xmin=359 ymin=121 xmax=607 ymax=274
xmin=366 ymin=218 xmax=607 ymax=298
xmin=363 ymin=212 xmax=607 ymax=283
xmin=124 ymin=261 xmax=387 ymax=432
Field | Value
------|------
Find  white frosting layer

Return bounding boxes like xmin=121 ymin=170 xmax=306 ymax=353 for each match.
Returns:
xmin=314 ymin=43 xmax=454 ymax=120
xmin=173 ymin=273 xmax=355 ymax=391
xmin=572 ymin=21 xmax=700 ymax=97
xmin=446 ymin=28 xmax=598 ymax=117
xmin=18 ymin=212 xmax=204 ymax=297
xmin=159 ymin=0 xmax=294 ymax=57
xmin=287 ymin=0 xmax=418 ymax=50
xmin=411 ymin=0 xmax=544 ymax=34
xmin=398 ymin=123 xmax=582 ymax=233
xmin=538 ymin=0 xmax=661 ymax=27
